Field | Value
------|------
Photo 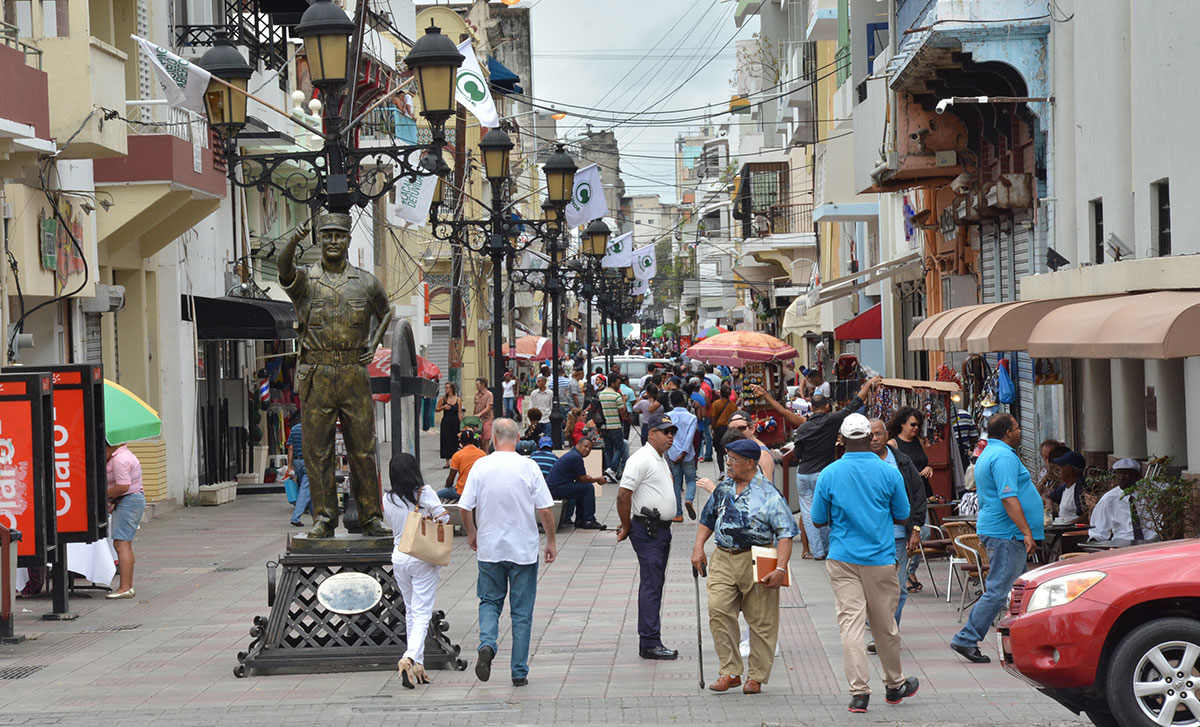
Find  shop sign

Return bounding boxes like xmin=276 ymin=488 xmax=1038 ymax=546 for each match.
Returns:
xmin=0 ymin=372 xmax=55 ymax=565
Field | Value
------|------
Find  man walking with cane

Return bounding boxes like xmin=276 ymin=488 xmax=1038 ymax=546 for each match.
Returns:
xmin=691 ymin=437 xmax=799 ymax=695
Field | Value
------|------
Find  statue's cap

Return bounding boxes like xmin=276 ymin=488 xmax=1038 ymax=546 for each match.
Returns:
xmin=316 ymin=213 xmax=352 ymax=232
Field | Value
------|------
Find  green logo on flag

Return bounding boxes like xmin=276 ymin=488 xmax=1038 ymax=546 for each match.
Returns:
xmin=639 ymin=256 xmax=652 ymax=269
xmin=575 ymin=182 xmax=592 ymax=205
xmin=456 ymin=70 xmax=487 ymax=102
xmin=610 ymin=240 xmax=622 ymax=254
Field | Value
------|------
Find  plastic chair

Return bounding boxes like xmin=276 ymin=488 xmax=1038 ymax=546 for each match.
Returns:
xmin=953 ymin=534 xmax=990 ymax=622
xmin=942 ymin=521 xmax=976 ymax=602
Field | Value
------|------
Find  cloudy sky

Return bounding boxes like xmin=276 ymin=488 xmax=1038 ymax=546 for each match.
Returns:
xmin=523 ymin=0 xmax=760 ymax=205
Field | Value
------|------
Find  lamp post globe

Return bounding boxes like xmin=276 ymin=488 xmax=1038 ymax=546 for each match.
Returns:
xmin=479 ymin=127 xmax=514 ymax=184
xmin=294 ymin=0 xmax=357 ymax=92
xmin=584 ymin=218 xmax=610 ymax=257
xmin=197 ymin=35 xmax=253 ymax=138
xmin=542 ymin=144 xmax=577 ymax=206
xmin=403 ymin=22 xmax=464 ymax=128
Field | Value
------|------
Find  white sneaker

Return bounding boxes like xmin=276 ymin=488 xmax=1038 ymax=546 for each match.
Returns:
xmin=604 ymin=468 xmax=617 ymax=482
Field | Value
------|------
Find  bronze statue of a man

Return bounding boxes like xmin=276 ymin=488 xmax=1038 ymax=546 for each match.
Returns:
xmin=280 ymin=213 xmax=393 ymax=538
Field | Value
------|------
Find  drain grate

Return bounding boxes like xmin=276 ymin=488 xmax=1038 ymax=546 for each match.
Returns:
xmin=0 ymin=665 xmax=46 ymax=680
xmin=83 ymin=623 xmax=142 ymax=633
xmin=214 ymin=566 xmax=245 ymax=573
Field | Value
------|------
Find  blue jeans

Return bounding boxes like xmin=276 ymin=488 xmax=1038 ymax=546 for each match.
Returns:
xmin=952 ymin=536 xmax=1029 ymax=647
xmin=669 ymin=457 xmax=697 ymax=516
xmin=601 ymin=428 xmax=627 ymax=476
xmin=698 ymin=420 xmax=713 ymax=459
xmin=894 ymin=536 xmax=910 ymax=623
xmin=477 ymin=560 xmax=538 ymax=679
xmin=290 ymin=463 xmax=313 ymax=524
xmin=504 ymin=397 xmax=516 ymax=419
xmin=436 ymin=486 xmax=459 ymax=502
xmin=795 ymin=472 xmax=829 ymax=558
xmin=422 ymin=397 xmax=436 ymax=431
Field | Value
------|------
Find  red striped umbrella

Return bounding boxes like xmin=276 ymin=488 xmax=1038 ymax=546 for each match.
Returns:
xmin=368 ymin=348 xmax=441 ymax=402
xmin=695 ymin=325 xmax=729 ymax=340
xmin=502 ymin=335 xmax=554 ymax=361
xmin=684 ymin=330 xmax=798 ymax=366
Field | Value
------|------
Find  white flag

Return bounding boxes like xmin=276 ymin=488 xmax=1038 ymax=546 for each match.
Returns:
xmin=630 ymin=275 xmax=650 ymax=296
xmin=387 ymin=173 xmax=438 ymax=228
xmin=455 ymin=40 xmax=500 ymax=129
xmin=565 ymin=163 xmax=607 ymax=228
xmin=632 ymin=245 xmax=656 ymax=280
xmin=600 ymin=232 xmax=633 ymax=268
xmin=132 ymin=35 xmax=211 ymax=114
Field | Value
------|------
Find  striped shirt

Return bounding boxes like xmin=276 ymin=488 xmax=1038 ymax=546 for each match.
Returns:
xmin=530 ymin=449 xmax=559 ymax=478
xmin=598 ymin=388 xmax=625 ymax=431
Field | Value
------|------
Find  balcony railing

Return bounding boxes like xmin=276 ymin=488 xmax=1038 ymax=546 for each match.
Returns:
xmin=0 ymin=21 xmax=42 ymax=69
xmin=124 ymin=102 xmax=209 ymax=148
xmin=768 ymin=203 xmax=813 ymax=235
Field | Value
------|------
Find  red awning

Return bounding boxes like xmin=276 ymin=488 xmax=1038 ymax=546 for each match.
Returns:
xmin=834 ymin=303 xmax=882 ymax=341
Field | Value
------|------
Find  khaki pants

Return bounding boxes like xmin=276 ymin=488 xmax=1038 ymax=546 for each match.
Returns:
xmin=826 ymin=559 xmax=906 ymax=696
xmin=708 ymin=548 xmax=780 ymax=683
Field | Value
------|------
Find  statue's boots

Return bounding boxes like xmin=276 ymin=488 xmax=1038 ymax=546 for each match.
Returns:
xmin=360 ymin=517 xmax=393 ymax=538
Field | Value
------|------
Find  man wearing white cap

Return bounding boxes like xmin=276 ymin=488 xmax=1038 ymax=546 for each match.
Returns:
xmin=1088 ymin=459 xmax=1156 ymax=542
xmin=812 ymin=413 xmax=918 ymax=714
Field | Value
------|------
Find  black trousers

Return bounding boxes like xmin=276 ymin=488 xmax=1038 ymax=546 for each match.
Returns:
xmin=629 ymin=518 xmax=671 ymax=649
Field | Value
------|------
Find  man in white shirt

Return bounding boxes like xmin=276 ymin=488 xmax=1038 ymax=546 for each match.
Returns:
xmin=1089 ymin=458 xmax=1155 ymax=541
xmin=526 ymin=376 xmax=555 ymax=437
xmin=617 ymin=412 xmax=680 ymax=661
xmin=460 ymin=418 xmax=557 ymax=687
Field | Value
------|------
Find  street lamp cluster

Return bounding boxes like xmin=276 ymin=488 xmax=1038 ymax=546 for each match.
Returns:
xmin=194 ymin=0 xmax=643 ymax=445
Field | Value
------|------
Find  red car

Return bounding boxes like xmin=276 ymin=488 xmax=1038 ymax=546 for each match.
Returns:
xmin=999 ymin=538 xmax=1200 ymax=727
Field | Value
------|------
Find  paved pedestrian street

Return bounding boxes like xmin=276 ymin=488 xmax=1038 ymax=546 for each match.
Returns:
xmin=0 ymin=436 xmax=1084 ymax=727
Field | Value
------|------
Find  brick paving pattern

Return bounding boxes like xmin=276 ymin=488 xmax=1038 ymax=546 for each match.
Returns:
xmin=0 ymin=434 xmax=1087 ymax=726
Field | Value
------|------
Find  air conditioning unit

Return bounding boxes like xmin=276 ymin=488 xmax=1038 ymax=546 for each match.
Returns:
xmin=79 ymin=283 xmax=126 ymax=314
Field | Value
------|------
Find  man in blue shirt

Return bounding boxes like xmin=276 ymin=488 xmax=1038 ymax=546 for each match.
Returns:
xmin=951 ymin=413 xmax=1042 ymax=664
xmin=691 ymin=437 xmax=798 ymax=695
xmin=544 ymin=437 xmax=607 ymax=530
xmin=285 ymin=418 xmax=312 ymax=526
xmin=812 ymin=414 xmax=918 ymax=714
xmin=529 ymin=436 xmax=559 ymax=478
xmin=665 ymin=390 xmax=698 ymax=521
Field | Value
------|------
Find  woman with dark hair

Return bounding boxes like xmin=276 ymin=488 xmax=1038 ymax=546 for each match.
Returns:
xmin=382 ymin=452 xmax=449 ymax=689
xmin=436 ymin=382 xmax=462 ymax=468
xmin=887 ymin=406 xmax=932 ymax=591
xmin=633 ymin=383 xmax=661 ymax=445
xmin=708 ymin=385 xmax=735 ymax=475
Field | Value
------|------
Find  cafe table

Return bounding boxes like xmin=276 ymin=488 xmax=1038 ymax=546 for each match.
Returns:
xmin=1078 ymin=539 xmax=1148 ymax=552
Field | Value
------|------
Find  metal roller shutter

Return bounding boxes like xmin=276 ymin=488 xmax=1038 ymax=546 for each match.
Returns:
xmin=978 ymin=225 xmax=998 ymax=304
xmin=83 ymin=312 xmax=103 ymax=364
xmin=427 ymin=321 xmax=450 ymax=384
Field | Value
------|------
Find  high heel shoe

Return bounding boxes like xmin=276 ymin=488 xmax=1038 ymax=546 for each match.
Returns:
xmin=412 ymin=662 xmax=430 ymax=685
xmin=397 ymin=657 xmax=416 ymax=689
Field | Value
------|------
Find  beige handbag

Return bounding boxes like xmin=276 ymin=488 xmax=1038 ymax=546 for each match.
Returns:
xmin=397 ymin=510 xmax=453 ymax=566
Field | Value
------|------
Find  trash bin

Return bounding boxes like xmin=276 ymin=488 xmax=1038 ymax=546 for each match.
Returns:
xmin=1 ymin=527 xmax=23 ymax=644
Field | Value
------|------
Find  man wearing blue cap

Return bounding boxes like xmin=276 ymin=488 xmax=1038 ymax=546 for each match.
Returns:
xmin=530 ymin=436 xmax=559 ymax=478
xmin=691 ymin=435 xmax=799 ymax=695
xmin=545 ymin=437 xmax=608 ymax=530
xmin=1045 ymin=450 xmax=1087 ymax=525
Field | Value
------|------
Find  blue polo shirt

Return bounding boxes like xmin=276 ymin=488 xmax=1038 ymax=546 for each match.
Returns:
xmin=812 ymin=452 xmax=909 ymax=566
xmin=546 ymin=448 xmax=587 ymax=489
xmin=974 ymin=439 xmax=1044 ymax=541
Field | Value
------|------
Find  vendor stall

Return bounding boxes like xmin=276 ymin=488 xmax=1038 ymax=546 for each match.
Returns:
xmin=867 ymin=378 xmax=962 ymax=501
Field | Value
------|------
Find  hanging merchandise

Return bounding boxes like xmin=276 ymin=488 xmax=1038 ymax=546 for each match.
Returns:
xmin=996 ymin=358 xmax=1015 ymax=404
xmin=867 ymin=379 xmax=961 ymax=500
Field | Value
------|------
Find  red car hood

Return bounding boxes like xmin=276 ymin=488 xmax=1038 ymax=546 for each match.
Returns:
xmin=1020 ymin=538 xmax=1200 ymax=586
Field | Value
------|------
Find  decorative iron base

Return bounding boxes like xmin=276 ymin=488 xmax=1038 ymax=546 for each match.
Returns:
xmin=235 ymin=534 xmax=467 ymax=678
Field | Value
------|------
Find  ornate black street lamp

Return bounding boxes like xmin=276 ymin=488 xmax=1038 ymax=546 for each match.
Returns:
xmin=199 ymin=3 xmax=462 ymax=213
xmin=429 ymin=136 xmax=575 ymax=421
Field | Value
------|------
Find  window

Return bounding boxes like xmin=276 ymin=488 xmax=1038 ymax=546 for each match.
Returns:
xmin=1153 ymin=179 xmax=1170 ymax=257
xmin=1091 ymin=198 xmax=1104 ymax=264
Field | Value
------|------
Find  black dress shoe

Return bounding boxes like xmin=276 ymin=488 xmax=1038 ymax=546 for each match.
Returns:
xmin=512 ymin=677 xmax=528 ymax=687
xmin=950 ymin=643 xmax=991 ymax=663
xmin=639 ymin=645 xmax=679 ymax=660
xmin=576 ymin=520 xmax=607 ymax=530
xmin=475 ymin=645 xmax=495 ymax=681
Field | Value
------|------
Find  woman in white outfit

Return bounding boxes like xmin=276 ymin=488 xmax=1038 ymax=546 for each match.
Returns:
xmin=382 ymin=452 xmax=450 ymax=688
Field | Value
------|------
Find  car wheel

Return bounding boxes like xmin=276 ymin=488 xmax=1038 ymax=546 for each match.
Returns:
xmin=1106 ymin=617 xmax=1200 ymax=727
xmin=1084 ymin=708 xmax=1120 ymax=727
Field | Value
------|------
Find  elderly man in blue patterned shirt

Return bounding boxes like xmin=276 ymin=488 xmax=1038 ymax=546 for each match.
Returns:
xmin=691 ymin=436 xmax=799 ymax=695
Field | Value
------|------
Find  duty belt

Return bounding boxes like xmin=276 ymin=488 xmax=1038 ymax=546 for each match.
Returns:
xmin=301 ymin=350 xmax=362 ymax=365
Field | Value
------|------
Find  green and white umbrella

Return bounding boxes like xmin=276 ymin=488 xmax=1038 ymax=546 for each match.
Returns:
xmin=104 ymin=379 xmax=162 ymax=444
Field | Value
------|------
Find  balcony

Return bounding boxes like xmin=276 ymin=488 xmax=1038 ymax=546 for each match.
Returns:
xmin=807 ymin=0 xmax=838 ymax=41
xmin=34 ymin=2 xmax=127 ymax=159
xmin=94 ymin=106 xmax=226 ymax=260
xmin=0 ymin=28 xmax=53 ymax=177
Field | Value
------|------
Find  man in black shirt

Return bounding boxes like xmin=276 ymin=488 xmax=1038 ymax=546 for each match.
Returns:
xmin=792 ymin=376 xmax=879 ymax=559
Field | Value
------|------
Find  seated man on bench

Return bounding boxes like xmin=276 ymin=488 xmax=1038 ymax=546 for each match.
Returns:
xmin=545 ymin=437 xmax=608 ymax=530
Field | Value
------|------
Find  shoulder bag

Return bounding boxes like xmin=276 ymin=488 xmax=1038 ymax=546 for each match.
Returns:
xmin=397 ymin=509 xmax=453 ymax=566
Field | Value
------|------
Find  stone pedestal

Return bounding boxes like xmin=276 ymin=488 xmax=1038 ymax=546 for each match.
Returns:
xmin=234 ymin=533 xmax=467 ymax=678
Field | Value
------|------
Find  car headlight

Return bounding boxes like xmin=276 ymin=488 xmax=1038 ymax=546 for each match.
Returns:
xmin=1025 ymin=570 xmax=1106 ymax=613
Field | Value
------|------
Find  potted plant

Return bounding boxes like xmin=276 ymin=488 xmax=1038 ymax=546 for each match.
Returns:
xmin=1126 ymin=466 xmax=1200 ymax=541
